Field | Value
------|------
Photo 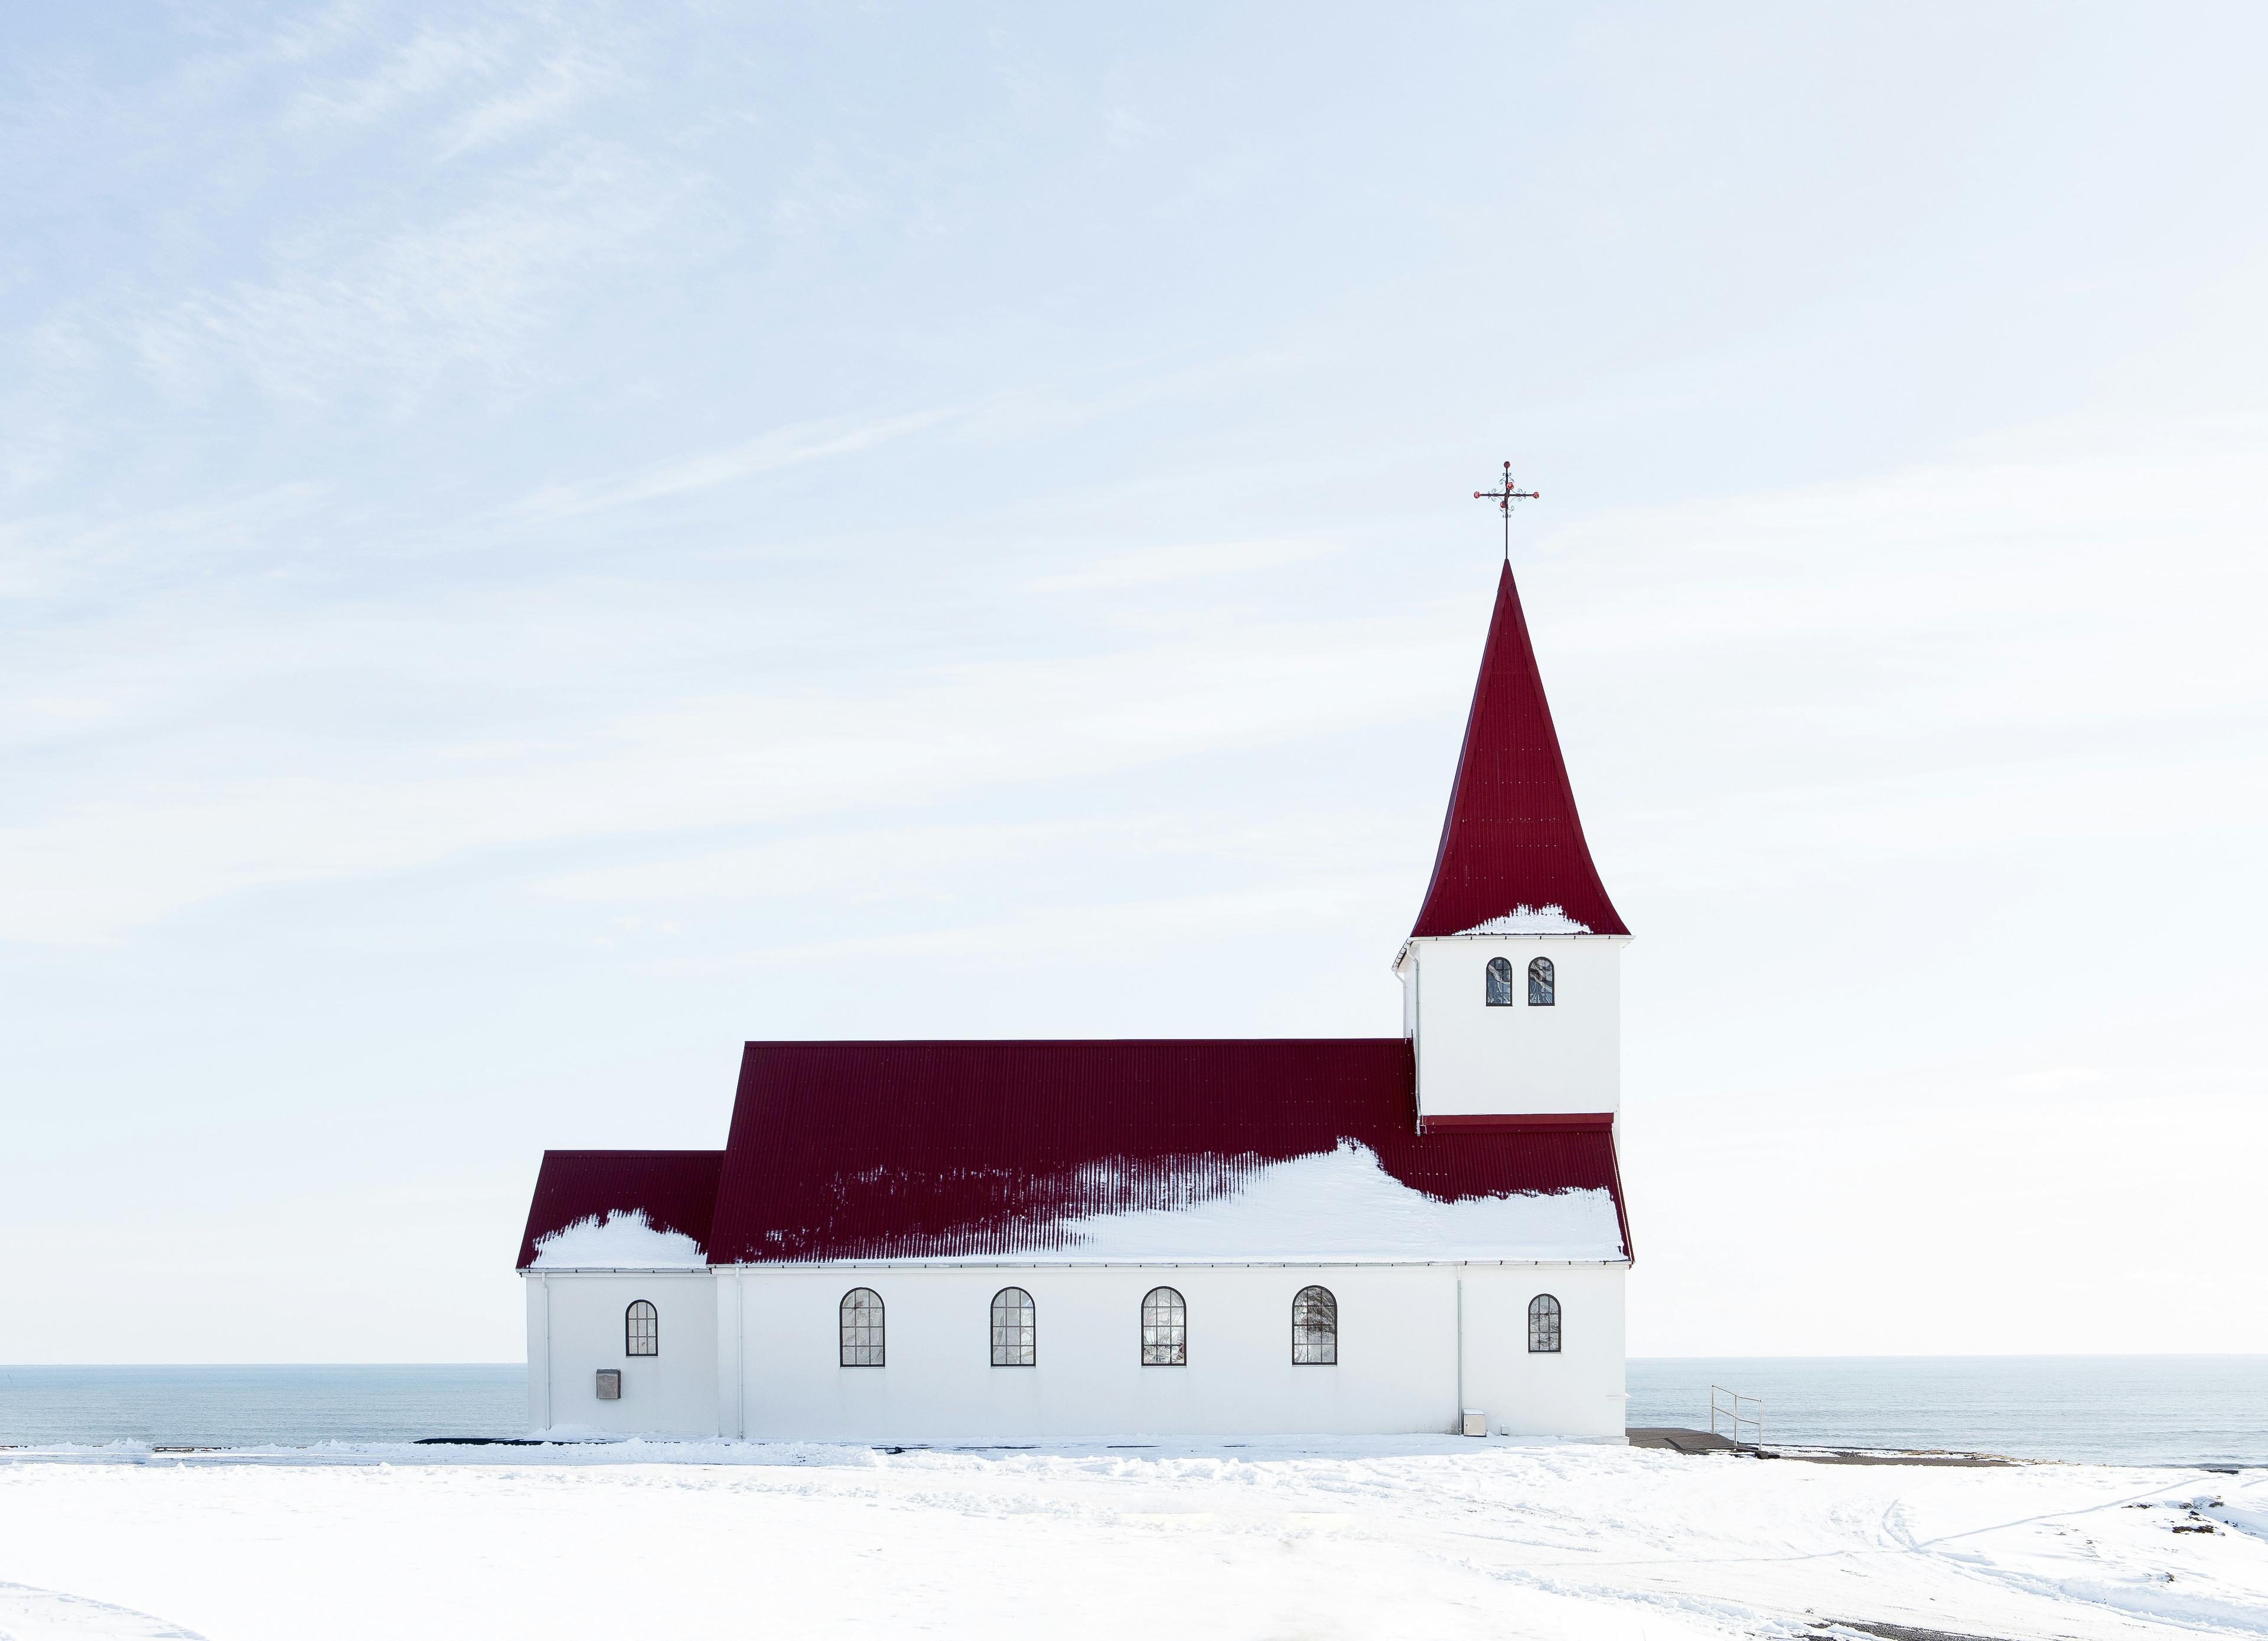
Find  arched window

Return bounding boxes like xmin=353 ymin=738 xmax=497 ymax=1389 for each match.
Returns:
xmin=625 ymin=1300 xmax=657 ymax=1357
xmin=840 ymin=1287 xmax=885 ymax=1367
xmin=1291 ymin=1285 xmax=1337 ymax=1365
xmin=990 ymin=1287 xmax=1036 ymax=1366
xmin=1528 ymin=956 xmax=1555 ymax=1007
xmin=1140 ymin=1286 xmax=1187 ymax=1366
xmin=1485 ymin=957 xmax=1515 ymax=1006
xmin=1528 ymin=1293 xmax=1562 ymax=1353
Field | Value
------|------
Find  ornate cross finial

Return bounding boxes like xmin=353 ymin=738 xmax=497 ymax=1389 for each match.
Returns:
xmin=1474 ymin=460 xmax=1540 ymax=560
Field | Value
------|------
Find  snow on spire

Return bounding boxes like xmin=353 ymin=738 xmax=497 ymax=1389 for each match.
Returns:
xmin=1410 ymin=562 xmax=1628 ymax=939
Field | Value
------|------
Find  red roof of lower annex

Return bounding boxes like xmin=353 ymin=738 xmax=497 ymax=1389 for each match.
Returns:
xmin=514 ymin=1149 xmax=724 ymax=1270
xmin=706 ymin=1038 xmax=1628 ymax=1264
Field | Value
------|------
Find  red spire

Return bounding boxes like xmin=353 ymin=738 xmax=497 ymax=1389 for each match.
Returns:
xmin=1410 ymin=563 xmax=1628 ymax=938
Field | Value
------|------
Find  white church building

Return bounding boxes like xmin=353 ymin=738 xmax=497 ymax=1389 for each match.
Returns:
xmin=517 ymin=561 xmax=1637 ymax=1443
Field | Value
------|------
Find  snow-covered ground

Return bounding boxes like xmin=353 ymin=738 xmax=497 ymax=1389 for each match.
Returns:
xmin=1 ymin=1440 xmax=2261 ymax=1640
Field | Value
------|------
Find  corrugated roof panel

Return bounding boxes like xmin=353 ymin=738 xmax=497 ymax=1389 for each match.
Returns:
xmin=707 ymin=1039 xmax=1627 ymax=1263
xmin=514 ymin=1149 xmax=725 ymax=1269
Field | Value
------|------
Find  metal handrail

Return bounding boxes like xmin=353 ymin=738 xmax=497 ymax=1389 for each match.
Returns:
xmin=1709 ymin=1384 xmax=1762 ymax=1448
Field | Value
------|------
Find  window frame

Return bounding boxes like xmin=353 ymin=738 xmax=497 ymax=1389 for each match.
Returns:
xmin=1527 ymin=955 xmax=1556 ymax=1007
xmin=625 ymin=1299 xmax=658 ymax=1358
xmin=1485 ymin=956 xmax=1515 ymax=1006
xmin=1140 ymin=1286 xmax=1187 ymax=1366
xmin=1291 ymin=1284 xmax=1338 ymax=1365
xmin=839 ymin=1287 xmax=886 ymax=1368
xmin=1527 ymin=1293 xmax=1562 ymax=1354
xmin=990 ymin=1286 xmax=1036 ymax=1367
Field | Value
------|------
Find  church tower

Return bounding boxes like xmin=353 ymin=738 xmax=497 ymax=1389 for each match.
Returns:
xmin=1394 ymin=563 xmax=1630 ymax=1127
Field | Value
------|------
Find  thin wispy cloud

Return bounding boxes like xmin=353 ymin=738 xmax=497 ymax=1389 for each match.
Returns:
xmin=509 ymin=405 xmax=971 ymax=522
xmin=0 ymin=481 xmax=330 ymax=602
xmin=280 ymin=24 xmax=513 ymax=131
xmin=439 ymin=44 xmax=617 ymax=156
xmin=0 ymin=603 xmax=1461 ymax=944
xmin=1024 ymin=535 xmax=1338 ymax=592
xmin=129 ymin=142 xmax=689 ymax=408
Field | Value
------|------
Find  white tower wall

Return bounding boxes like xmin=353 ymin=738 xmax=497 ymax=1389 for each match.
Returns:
xmin=1396 ymin=935 xmax=1628 ymax=1121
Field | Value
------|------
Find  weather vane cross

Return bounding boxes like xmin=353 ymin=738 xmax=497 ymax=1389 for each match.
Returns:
xmin=1474 ymin=460 xmax=1540 ymax=560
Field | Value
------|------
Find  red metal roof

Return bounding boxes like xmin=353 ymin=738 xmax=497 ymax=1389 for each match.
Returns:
xmin=706 ymin=1039 xmax=1628 ymax=1264
xmin=514 ymin=1149 xmax=724 ymax=1270
xmin=1410 ymin=563 xmax=1628 ymax=938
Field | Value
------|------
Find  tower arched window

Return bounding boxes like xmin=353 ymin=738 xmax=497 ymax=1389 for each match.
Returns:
xmin=1528 ymin=1293 xmax=1562 ymax=1353
xmin=1291 ymin=1285 xmax=1338 ymax=1365
xmin=840 ymin=1287 xmax=885 ymax=1367
xmin=625 ymin=1300 xmax=657 ymax=1357
xmin=1485 ymin=957 xmax=1514 ymax=1006
xmin=1140 ymin=1286 xmax=1187 ymax=1366
xmin=990 ymin=1287 xmax=1035 ymax=1366
xmin=1528 ymin=956 xmax=1555 ymax=1007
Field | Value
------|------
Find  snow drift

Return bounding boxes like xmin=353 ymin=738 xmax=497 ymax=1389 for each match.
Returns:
xmin=532 ymin=1209 xmax=708 ymax=1269
xmin=853 ymin=1140 xmax=1626 ymax=1264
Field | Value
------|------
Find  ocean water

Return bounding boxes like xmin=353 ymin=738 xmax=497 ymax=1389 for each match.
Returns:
xmin=1627 ymin=1356 xmax=2268 ymax=1467
xmin=2 ymin=1358 xmax=2260 ymax=1464
xmin=0 ymin=1364 xmax=526 ymax=1448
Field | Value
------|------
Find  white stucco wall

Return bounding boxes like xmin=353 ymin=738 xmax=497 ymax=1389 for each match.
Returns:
xmin=706 ymin=1261 xmax=1624 ymax=1443
xmin=1398 ymin=935 xmax=1627 ymax=1119
xmin=526 ymin=1262 xmax=1622 ymax=1441
xmin=1455 ymin=1263 xmax=1627 ymax=1438
xmin=524 ymin=1270 xmax=718 ymax=1436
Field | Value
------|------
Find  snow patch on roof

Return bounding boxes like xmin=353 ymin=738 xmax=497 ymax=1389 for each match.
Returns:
xmin=1456 ymin=904 xmax=1592 ymax=936
xmin=851 ymin=1141 xmax=1625 ymax=1264
xmin=532 ymin=1208 xmax=708 ymax=1269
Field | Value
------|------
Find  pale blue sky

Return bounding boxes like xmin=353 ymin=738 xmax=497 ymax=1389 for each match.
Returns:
xmin=4 ymin=5 xmax=2264 ymax=1363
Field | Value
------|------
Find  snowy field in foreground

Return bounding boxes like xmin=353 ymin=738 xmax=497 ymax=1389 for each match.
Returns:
xmin=1 ymin=1441 xmax=2262 ymax=1640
